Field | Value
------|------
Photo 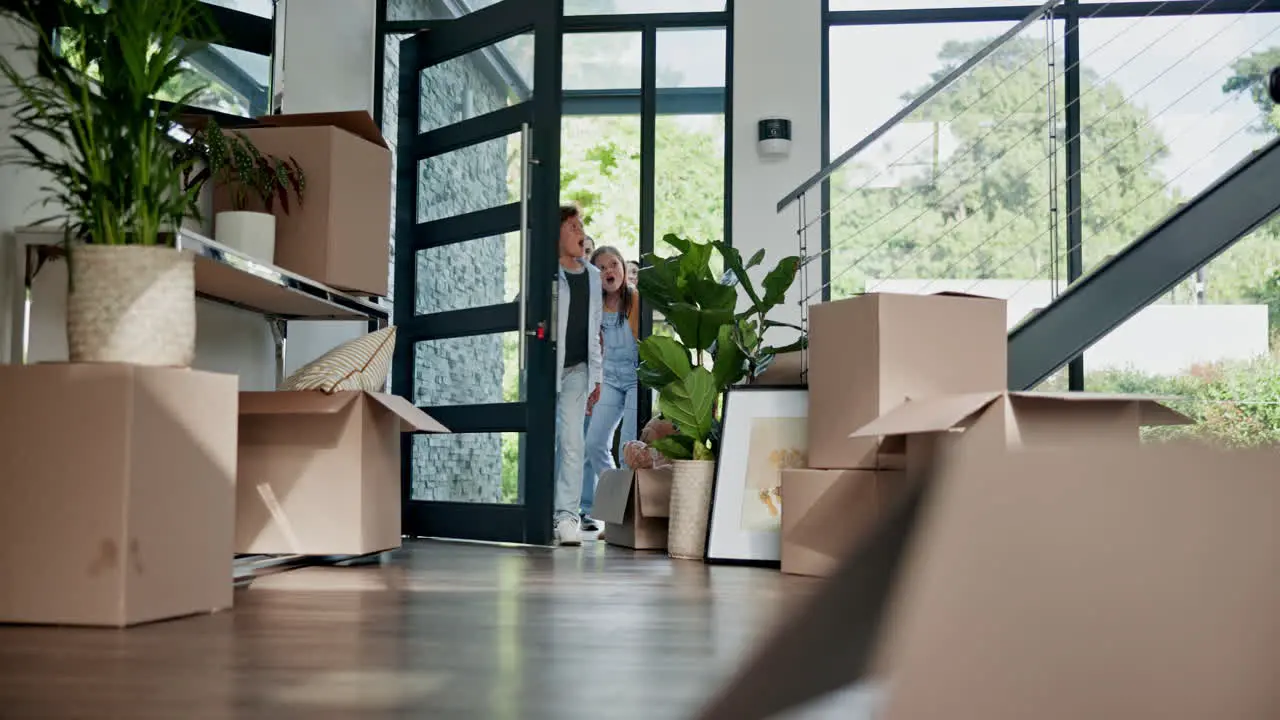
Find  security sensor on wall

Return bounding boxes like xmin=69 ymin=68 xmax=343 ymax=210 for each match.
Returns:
xmin=758 ymin=118 xmax=792 ymax=158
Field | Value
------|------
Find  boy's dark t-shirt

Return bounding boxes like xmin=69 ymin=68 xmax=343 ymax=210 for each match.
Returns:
xmin=563 ymin=264 xmax=588 ymax=368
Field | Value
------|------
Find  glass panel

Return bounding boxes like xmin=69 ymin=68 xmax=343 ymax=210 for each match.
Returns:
xmin=417 ymin=131 xmax=521 ymax=224
xmin=562 ymin=115 xmax=642 ymax=260
xmin=166 ymin=45 xmax=270 ymax=117
xmin=656 ymin=28 xmax=726 ymax=88
xmin=1079 ymin=14 xmax=1280 ymax=272
xmin=825 ymin=21 xmax=1065 ymax=299
xmin=414 ymin=332 xmax=521 ymax=406
xmin=655 ymin=114 xmax=726 ymax=256
xmin=201 ymin=0 xmax=273 ymax=16
xmin=830 ymin=0 xmax=1031 ymax=9
xmin=1084 ymin=220 xmax=1280 ymax=446
xmin=419 ymin=33 xmax=532 ymax=135
xmin=388 ymin=0 xmax=503 ymax=20
xmin=564 ymin=32 xmax=642 ymax=90
xmin=411 ymin=432 xmax=523 ymax=503
xmin=415 ymin=233 xmax=519 ymax=314
xmin=565 ymin=0 xmax=725 ymax=15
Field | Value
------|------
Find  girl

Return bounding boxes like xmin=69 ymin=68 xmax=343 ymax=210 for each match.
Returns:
xmin=579 ymin=245 xmax=641 ymax=530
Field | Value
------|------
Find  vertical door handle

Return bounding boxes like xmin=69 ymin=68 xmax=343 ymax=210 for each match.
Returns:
xmin=518 ymin=123 xmax=530 ymax=373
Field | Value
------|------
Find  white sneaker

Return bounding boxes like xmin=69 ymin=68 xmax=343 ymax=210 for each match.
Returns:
xmin=555 ymin=516 xmax=582 ymax=546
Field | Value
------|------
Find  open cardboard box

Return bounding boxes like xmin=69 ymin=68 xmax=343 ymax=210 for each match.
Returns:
xmin=848 ymin=391 xmax=1192 ymax=477
xmin=593 ymin=468 xmax=673 ymax=550
xmin=210 ymin=111 xmax=391 ymax=297
xmin=808 ymin=292 xmax=1007 ymax=470
xmin=236 ymin=390 xmax=447 ymax=556
xmin=697 ymin=441 xmax=1280 ymax=720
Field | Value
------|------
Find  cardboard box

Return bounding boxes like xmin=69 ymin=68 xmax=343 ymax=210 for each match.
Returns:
xmin=849 ymin=391 xmax=1191 ymax=476
xmin=594 ymin=468 xmax=673 ymax=550
xmin=0 ymin=364 xmax=238 ymax=627
xmin=216 ymin=111 xmax=391 ymax=297
xmin=753 ymin=351 xmax=805 ymax=386
xmin=696 ymin=444 xmax=1280 ymax=720
xmin=236 ymin=390 xmax=447 ymax=556
xmin=780 ymin=469 xmax=904 ymax=578
xmin=808 ymin=292 xmax=1007 ymax=470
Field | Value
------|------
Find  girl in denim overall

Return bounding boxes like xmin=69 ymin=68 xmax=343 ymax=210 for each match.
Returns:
xmin=579 ymin=245 xmax=640 ymax=531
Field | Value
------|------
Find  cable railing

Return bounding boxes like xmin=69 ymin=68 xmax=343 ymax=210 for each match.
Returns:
xmin=782 ymin=0 xmax=1280 ymax=378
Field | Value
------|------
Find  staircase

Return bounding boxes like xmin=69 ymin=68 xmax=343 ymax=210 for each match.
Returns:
xmin=1008 ymin=135 xmax=1280 ymax=389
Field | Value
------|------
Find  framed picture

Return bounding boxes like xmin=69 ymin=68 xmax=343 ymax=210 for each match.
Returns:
xmin=705 ymin=387 xmax=809 ymax=565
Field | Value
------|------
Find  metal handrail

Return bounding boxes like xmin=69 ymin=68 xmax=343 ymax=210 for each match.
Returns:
xmin=775 ymin=0 xmax=1064 ymax=213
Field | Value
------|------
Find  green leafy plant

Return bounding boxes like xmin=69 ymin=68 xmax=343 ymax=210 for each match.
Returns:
xmin=636 ymin=233 xmax=805 ymax=461
xmin=0 ymin=0 xmax=216 ymax=246
xmin=179 ymin=117 xmax=306 ymax=218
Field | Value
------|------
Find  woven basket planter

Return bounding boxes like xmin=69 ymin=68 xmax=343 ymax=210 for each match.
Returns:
xmin=668 ymin=459 xmax=716 ymax=560
xmin=67 ymin=244 xmax=195 ymax=367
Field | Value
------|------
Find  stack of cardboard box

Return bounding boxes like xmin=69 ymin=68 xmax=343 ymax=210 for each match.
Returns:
xmin=781 ymin=292 xmax=1190 ymax=577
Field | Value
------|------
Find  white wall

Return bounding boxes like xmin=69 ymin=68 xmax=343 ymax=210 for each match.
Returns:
xmin=0 ymin=11 xmax=371 ymax=387
xmin=731 ymin=0 xmax=824 ymax=346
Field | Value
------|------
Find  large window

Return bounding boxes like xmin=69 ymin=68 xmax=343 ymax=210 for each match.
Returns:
xmin=47 ymin=0 xmax=273 ymax=118
xmin=823 ymin=0 xmax=1280 ymax=444
xmin=379 ymin=2 xmax=730 ymax=435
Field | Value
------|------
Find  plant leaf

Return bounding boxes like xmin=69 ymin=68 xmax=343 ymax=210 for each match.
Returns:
xmin=652 ymin=435 xmax=694 ymax=461
xmin=745 ymin=248 xmax=766 ymax=269
xmin=713 ymin=241 xmax=764 ymax=308
xmin=762 ymin=337 xmax=808 ymax=356
xmin=667 ymin=302 xmax=734 ymax=352
xmin=658 ymin=366 xmax=718 ymax=445
xmin=636 ymin=257 xmax=682 ymax=315
xmin=761 ymin=255 xmax=801 ymax=310
xmin=712 ymin=323 xmax=748 ymax=389
xmin=637 ymin=335 xmax=693 ymax=390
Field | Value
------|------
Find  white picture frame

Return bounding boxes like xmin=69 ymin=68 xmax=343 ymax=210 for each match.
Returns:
xmin=706 ymin=387 xmax=809 ymax=564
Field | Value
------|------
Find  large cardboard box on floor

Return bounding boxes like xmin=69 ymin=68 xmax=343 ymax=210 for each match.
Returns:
xmin=236 ymin=390 xmax=447 ymax=556
xmin=0 ymin=365 xmax=238 ymax=627
xmin=780 ymin=469 xmax=904 ymax=578
xmin=697 ymin=443 xmax=1280 ymax=720
xmin=214 ymin=111 xmax=391 ymax=297
xmin=594 ymin=468 xmax=673 ymax=550
xmin=849 ymin=391 xmax=1191 ymax=475
xmin=808 ymin=292 xmax=1006 ymax=470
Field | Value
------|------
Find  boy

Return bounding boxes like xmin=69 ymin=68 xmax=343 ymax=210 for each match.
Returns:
xmin=553 ymin=204 xmax=602 ymax=546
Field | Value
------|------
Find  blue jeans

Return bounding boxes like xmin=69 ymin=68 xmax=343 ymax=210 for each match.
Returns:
xmin=554 ymin=364 xmax=590 ymax=522
xmin=580 ymin=381 xmax=638 ymax=516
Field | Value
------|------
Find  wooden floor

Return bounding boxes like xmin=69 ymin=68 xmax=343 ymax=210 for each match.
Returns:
xmin=0 ymin=539 xmax=880 ymax=720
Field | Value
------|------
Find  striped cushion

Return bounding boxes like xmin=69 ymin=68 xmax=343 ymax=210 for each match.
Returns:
xmin=280 ymin=326 xmax=396 ymax=394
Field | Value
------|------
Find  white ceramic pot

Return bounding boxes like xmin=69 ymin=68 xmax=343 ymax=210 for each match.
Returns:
xmin=66 ymin=243 xmax=195 ymax=367
xmin=668 ymin=459 xmax=716 ymax=560
xmin=215 ymin=210 xmax=276 ymax=263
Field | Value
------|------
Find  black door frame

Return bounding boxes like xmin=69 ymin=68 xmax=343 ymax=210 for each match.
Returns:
xmin=392 ymin=0 xmax=563 ymax=545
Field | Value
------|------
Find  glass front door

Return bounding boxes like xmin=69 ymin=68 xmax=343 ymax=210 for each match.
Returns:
xmin=392 ymin=1 xmax=562 ymax=545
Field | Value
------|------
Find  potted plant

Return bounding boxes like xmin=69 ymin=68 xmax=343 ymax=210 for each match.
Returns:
xmin=0 ymin=0 xmax=214 ymax=366
xmin=636 ymin=233 xmax=805 ymax=560
xmin=180 ymin=117 xmax=305 ymax=263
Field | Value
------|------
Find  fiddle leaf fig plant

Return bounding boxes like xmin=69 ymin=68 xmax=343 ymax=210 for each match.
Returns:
xmin=636 ymin=233 xmax=806 ymax=462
